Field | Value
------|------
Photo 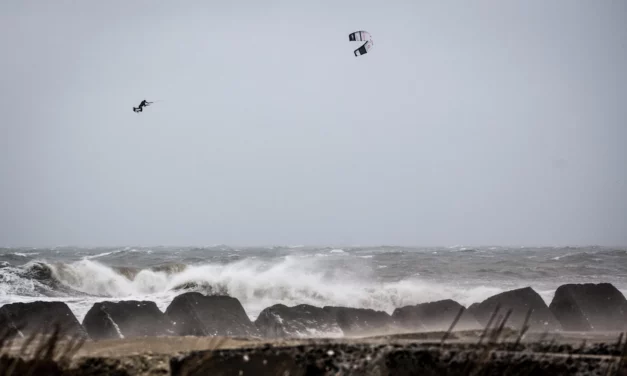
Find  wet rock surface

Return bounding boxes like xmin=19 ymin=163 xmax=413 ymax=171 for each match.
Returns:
xmin=549 ymin=283 xmax=627 ymax=332
xmin=165 ymin=292 xmax=259 ymax=337
xmin=170 ymin=342 xmax=624 ymax=376
xmin=394 ymin=300 xmax=482 ymax=332
xmin=323 ymin=306 xmax=398 ymax=337
xmin=0 ymin=301 xmax=86 ymax=339
xmin=391 ymin=306 xmax=427 ymax=332
xmin=71 ymin=355 xmax=171 ymax=376
xmin=255 ymin=304 xmax=343 ymax=339
xmin=467 ymin=287 xmax=562 ymax=331
xmin=82 ymin=301 xmax=174 ymax=340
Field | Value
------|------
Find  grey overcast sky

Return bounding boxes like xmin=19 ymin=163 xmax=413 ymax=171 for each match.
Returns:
xmin=1 ymin=1 xmax=626 ymax=247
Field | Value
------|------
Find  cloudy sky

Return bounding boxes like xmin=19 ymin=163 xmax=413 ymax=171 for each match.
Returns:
xmin=1 ymin=0 xmax=626 ymax=247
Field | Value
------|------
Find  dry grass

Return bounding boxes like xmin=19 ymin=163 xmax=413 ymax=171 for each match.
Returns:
xmin=0 ymin=321 xmax=85 ymax=376
xmin=1 ymin=312 xmax=626 ymax=375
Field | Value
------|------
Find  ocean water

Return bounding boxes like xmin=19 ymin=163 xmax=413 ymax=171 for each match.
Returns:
xmin=1 ymin=246 xmax=626 ymax=322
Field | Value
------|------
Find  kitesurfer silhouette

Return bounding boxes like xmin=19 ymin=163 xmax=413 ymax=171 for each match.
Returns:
xmin=133 ymin=100 xmax=153 ymax=113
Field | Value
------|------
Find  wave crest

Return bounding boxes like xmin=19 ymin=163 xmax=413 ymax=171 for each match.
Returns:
xmin=1 ymin=256 xmax=520 ymax=319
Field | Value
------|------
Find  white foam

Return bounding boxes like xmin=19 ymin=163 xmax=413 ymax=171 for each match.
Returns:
xmin=11 ymin=252 xmax=39 ymax=257
xmin=85 ymin=251 xmax=117 ymax=259
xmin=85 ymin=248 xmax=151 ymax=260
xmin=11 ymin=256 xmax=493 ymax=321
xmin=105 ymin=310 xmax=125 ymax=339
xmin=3 ymin=254 xmax=587 ymax=324
xmin=50 ymin=260 xmax=168 ymax=297
xmin=0 ymin=265 xmax=45 ymax=296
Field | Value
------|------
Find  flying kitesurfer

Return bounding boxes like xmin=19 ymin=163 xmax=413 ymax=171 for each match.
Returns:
xmin=133 ymin=100 xmax=153 ymax=113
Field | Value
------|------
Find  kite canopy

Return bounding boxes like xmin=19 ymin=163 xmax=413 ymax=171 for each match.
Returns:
xmin=349 ymin=31 xmax=373 ymax=56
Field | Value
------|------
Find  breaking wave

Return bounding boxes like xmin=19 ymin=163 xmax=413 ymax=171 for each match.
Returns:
xmin=1 ymin=256 xmax=502 ymax=320
xmin=2 ymin=246 xmax=626 ymax=321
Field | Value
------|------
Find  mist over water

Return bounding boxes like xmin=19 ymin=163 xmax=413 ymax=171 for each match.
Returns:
xmin=1 ymin=246 xmax=626 ymax=321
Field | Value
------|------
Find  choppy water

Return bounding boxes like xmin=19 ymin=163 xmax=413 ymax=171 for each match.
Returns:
xmin=1 ymin=246 xmax=626 ymax=322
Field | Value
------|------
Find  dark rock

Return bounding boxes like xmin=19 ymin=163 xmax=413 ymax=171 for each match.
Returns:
xmin=395 ymin=300 xmax=482 ymax=332
xmin=170 ymin=342 xmax=616 ymax=376
xmin=467 ymin=287 xmax=561 ymax=331
xmin=171 ymin=350 xmax=302 ymax=376
xmin=82 ymin=300 xmax=173 ymax=340
xmin=165 ymin=292 xmax=259 ymax=337
xmin=73 ymin=355 xmax=171 ymax=375
xmin=0 ymin=301 xmax=86 ymax=339
xmin=382 ymin=347 xmax=608 ymax=376
xmin=323 ymin=306 xmax=398 ymax=336
xmin=391 ymin=306 xmax=426 ymax=332
xmin=255 ymin=304 xmax=343 ymax=338
xmin=549 ymin=283 xmax=627 ymax=331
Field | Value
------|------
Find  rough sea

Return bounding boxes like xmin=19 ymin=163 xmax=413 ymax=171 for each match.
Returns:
xmin=1 ymin=246 xmax=625 ymax=322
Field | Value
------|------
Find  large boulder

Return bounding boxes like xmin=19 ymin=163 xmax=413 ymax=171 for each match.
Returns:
xmin=467 ymin=287 xmax=561 ymax=332
xmin=323 ymin=306 xmax=398 ymax=337
xmin=0 ymin=301 xmax=86 ymax=339
xmin=395 ymin=300 xmax=482 ymax=332
xmin=391 ymin=306 xmax=426 ymax=332
xmin=255 ymin=304 xmax=343 ymax=338
xmin=549 ymin=283 xmax=627 ymax=332
xmin=165 ymin=292 xmax=259 ymax=337
xmin=82 ymin=300 xmax=173 ymax=340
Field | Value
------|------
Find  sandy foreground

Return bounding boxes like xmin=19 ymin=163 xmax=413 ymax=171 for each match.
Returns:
xmin=2 ymin=330 xmax=619 ymax=357
xmin=2 ymin=330 xmax=626 ymax=375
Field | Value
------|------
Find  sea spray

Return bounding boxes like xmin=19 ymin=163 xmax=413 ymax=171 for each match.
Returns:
xmin=48 ymin=256 xmax=505 ymax=319
xmin=1 ymin=246 xmax=626 ymax=323
xmin=51 ymin=260 xmax=169 ymax=297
